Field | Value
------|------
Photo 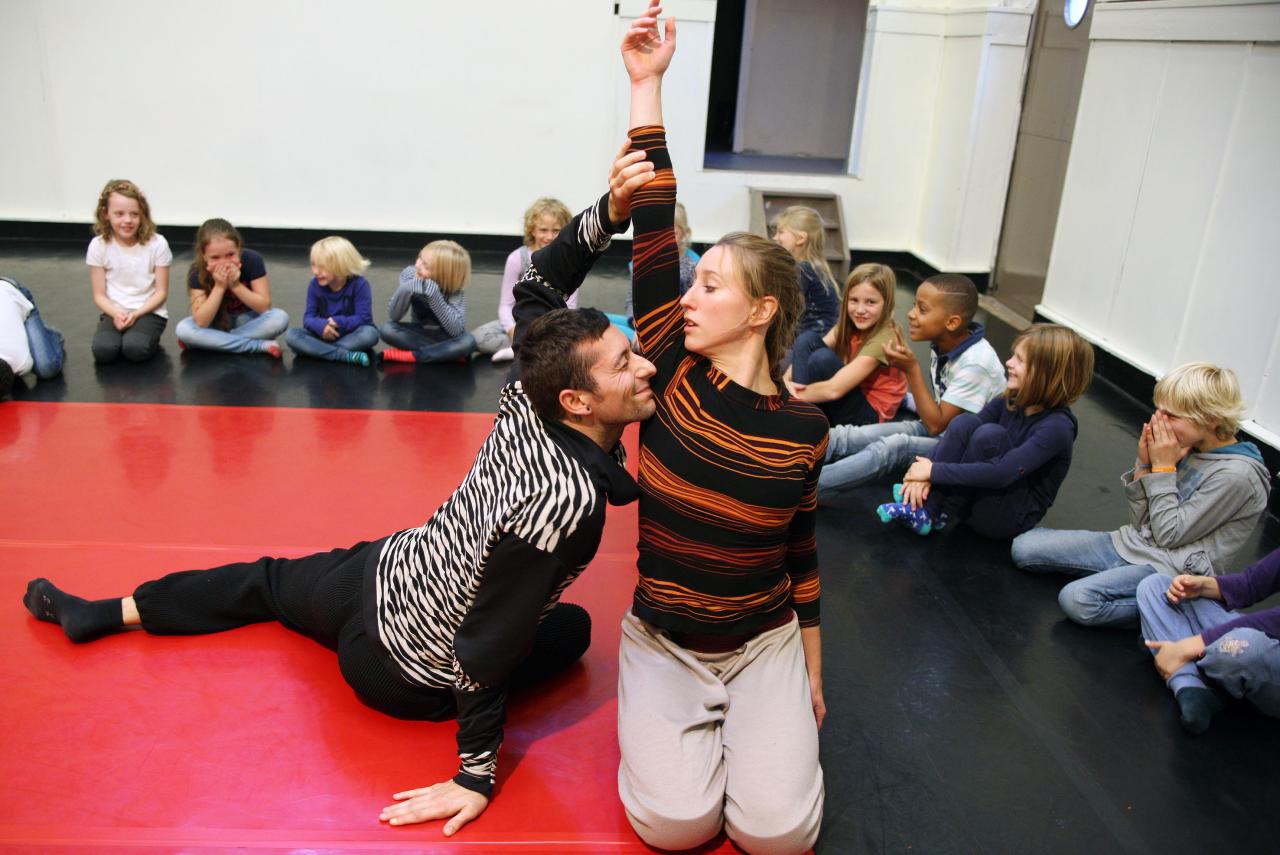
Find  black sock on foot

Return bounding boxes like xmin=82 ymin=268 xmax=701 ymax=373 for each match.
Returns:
xmin=22 ymin=578 xmax=124 ymax=643
xmin=1174 ymin=686 xmax=1224 ymax=735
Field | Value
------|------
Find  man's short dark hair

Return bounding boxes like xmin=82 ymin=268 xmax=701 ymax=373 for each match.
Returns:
xmin=922 ymin=273 xmax=978 ymax=326
xmin=519 ymin=308 xmax=612 ymax=420
xmin=0 ymin=361 xmax=15 ymax=401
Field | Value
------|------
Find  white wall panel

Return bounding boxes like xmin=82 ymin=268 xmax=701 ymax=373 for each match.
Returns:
xmin=1042 ymin=2 xmax=1280 ymax=443
xmin=1110 ymin=43 xmax=1246 ymax=371
xmin=1042 ymin=41 xmax=1166 ymax=345
xmin=1171 ymin=44 xmax=1280 ymax=423
xmin=917 ymin=36 xmax=983 ymax=265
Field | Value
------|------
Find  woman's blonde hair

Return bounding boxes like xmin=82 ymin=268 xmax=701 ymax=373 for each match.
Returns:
xmin=421 ymin=240 xmax=472 ymax=295
xmin=713 ymin=231 xmax=802 ymax=385
xmin=522 ymin=198 xmax=572 ymax=248
xmin=93 ymin=179 xmax=157 ymax=244
xmin=674 ymin=202 xmax=692 ymax=257
xmin=1006 ymin=324 xmax=1094 ymax=411
xmin=831 ymin=263 xmax=897 ymax=364
xmin=1154 ymin=362 xmax=1247 ymax=439
xmin=774 ymin=206 xmax=836 ymax=294
xmin=310 ymin=236 xmax=371 ymax=282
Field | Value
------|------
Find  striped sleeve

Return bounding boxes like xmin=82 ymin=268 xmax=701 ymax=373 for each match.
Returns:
xmin=389 ymin=266 xmax=467 ymax=336
xmin=629 ymin=125 xmax=684 ymax=371
xmin=786 ymin=431 xmax=826 ymax=627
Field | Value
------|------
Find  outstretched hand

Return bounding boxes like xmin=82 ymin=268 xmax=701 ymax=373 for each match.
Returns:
xmin=621 ymin=4 xmax=676 ymax=84
xmin=608 ymin=142 xmax=656 ymax=225
xmin=1166 ymin=574 xmax=1221 ymax=605
xmin=380 ymin=780 xmax=488 ymax=835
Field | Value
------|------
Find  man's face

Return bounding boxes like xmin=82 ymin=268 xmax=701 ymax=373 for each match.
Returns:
xmin=581 ymin=325 xmax=657 ymax=426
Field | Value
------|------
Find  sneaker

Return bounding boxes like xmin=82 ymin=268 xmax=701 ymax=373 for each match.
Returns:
xmin=491 ymin=346 xmax=515 ymax=363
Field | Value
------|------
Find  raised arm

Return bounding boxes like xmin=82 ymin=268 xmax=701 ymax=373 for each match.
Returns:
xmin=625 ymin=7 xmax=686 ymax=363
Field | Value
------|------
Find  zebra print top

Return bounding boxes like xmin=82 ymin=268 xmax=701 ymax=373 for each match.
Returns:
xmin=369 ymin=382 xmax=636 ymax=795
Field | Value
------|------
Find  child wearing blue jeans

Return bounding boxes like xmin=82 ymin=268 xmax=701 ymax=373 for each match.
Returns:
xmin=1012 ymin=362 xmax=1271 ymax=628
xmin=818 ymin=274 xmax=1005 ymax=501
xmin=878 ymin=324 xmax=1093 ymax=538
xmin=284 ymin=237 xmax=378 ymax=367
xmin=380 ymin=240 xmax=475 ymax=364
xmin=1140 ymin=546 xmax=1280 ymax=734
xmin=0 ymin=277 xmax=65 ymax=398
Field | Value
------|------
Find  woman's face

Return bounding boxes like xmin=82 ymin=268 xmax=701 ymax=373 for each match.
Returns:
xmin=846 ymin=281 xmax=885 ymax=331
xmin=679 ymin=245 xmax=757 ymax=356
xmin=204 ymin=237 xmax=240 ymax=271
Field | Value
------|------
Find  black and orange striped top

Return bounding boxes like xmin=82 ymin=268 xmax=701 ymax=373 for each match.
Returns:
xmin=629 ymin=125 xmax=828 ymax=634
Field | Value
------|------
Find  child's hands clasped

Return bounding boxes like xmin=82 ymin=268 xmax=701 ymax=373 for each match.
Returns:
xmin=322 ymin=318 xmax=340 ymax=342
xmin=901 ymin=456 xmax=933 ymax=509
xmin=210 ymin=261 xmax=240 ymax=289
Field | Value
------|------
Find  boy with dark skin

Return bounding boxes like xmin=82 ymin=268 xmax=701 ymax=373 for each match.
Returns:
xmin=819 ymin=275 xmax=1006 ymax=500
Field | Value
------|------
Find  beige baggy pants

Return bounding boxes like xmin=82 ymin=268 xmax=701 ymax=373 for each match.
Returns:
xmin=617 ymin=610 xmax=824 ymax=854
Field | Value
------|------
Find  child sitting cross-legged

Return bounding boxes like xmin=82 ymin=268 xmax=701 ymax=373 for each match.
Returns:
xmin=379 ymin=240 xmax=475 ymax=364
xmin=878 ymin=323 xmax=1093 ymax=538
xmin=284 ymin=237 xmax=379 ymax=367
xmin=1013 ymin=362 xmax=1271 ymax=628
xmin=1139 ymin=546 xmax=1280 ymax=735
xmin=818 ymin=273 xmax=1005 ymax=501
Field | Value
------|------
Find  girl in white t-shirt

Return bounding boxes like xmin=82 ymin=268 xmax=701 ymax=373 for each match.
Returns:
xmin=86 ymin=179 xmax=172 ymax=363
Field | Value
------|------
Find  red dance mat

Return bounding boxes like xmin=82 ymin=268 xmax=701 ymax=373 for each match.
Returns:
xmin=0 ymin=402 xmax=734 ymax=852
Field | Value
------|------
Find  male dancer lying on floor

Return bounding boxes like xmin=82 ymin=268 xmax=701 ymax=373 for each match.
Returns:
xmin=22 ymin=152 xmax=658 ymax=837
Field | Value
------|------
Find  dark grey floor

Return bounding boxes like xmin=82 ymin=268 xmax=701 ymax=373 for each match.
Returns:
xmin=3 ymin=239 xmax=1278 ymax=855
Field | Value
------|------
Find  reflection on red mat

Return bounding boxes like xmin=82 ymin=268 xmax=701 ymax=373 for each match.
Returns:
xmin=0 ymin=402 xmax=736 ymax=852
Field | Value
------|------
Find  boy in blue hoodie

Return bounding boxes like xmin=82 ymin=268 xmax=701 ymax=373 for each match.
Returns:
xmin=1014 ymin=363 xmax=1272 ymax=628
xmin=818 ymin=273 xmax=1005 ymax=500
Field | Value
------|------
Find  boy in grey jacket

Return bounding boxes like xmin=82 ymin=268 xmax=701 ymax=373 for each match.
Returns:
xmin=1012 ymin=362 xmax=1272 ymax=628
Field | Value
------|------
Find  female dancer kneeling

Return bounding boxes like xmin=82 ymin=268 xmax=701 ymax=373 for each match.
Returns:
xmin=616 ymin=10 xmax=828 ymax=853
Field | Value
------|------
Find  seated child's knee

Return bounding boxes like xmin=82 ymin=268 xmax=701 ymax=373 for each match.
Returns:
xmin=1201 ymin=629 xmax=1272 ymax=681
xmin=970 ymin=422 xmax=1010 ymax=457
xmin=92 ymin=341 xmax=121 ymax=364
xmin=1058 ymin=581 xmax=1099 ymax=624
xmin=1135 ymin=572 xmax=1170 ymax=609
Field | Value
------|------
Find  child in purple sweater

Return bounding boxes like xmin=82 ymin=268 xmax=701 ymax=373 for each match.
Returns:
xmin=284 ymin=237 xmax=378 ymax=366
xmin=877 ymin=324 xmax=1094 ymax=538
xmin=1140 ymin=546 xmax=1280 ymax=734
